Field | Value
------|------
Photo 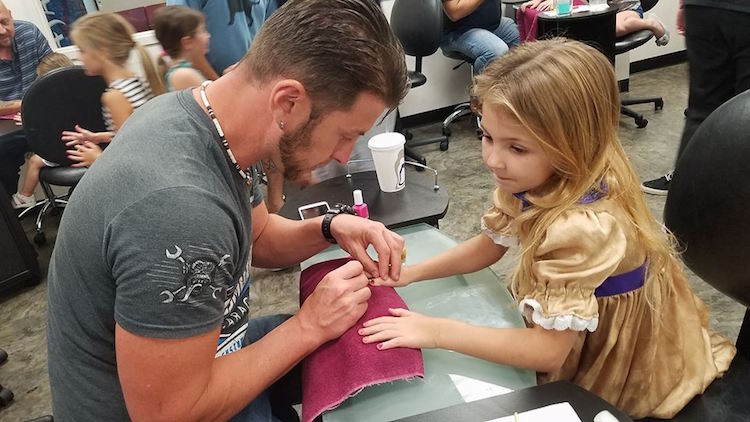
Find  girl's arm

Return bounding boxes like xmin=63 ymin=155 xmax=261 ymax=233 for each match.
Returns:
xmin=169 ymin=68 xmax=207 ymax=92
xmin=360 ymin=309 xmax=578 ymax=373
xmin=102 ymin=89 xmax=134 ymax=132
xmin=374 ymin=233 xmax=507 ymax=287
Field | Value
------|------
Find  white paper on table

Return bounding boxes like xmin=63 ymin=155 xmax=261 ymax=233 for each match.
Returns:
xmin=485 ymin=402 xmax=582 ymax=422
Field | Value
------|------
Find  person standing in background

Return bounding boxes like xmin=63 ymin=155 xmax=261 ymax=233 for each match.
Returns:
xmin=642 ymin=0 xmax=750 ymax=194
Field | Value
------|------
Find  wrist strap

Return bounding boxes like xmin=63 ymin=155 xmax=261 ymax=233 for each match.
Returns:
xmin=321 ymin=212 xmax=338 ymax=244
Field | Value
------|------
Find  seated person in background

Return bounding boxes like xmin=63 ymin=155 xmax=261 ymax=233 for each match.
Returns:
xmin=12 ymin=13 xmax=161 ymax=209
xmin=0 ymin=0 xmax=52 ymax=199
xmin=441 ymin=0 xmax=520 ymax=75
xmin=361 ymin=39 xmax=733 ymax=419
xmin=519 ymin=0 xmax=669 ymax=45
xmin=153 ymin=6 xmax=211 ymax=92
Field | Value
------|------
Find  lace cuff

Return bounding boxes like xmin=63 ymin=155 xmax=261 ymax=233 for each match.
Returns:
xmin=518 ymin=298 xmax=598 ymax=332
xmin=481 ymin=220 xmax=516 ymax=247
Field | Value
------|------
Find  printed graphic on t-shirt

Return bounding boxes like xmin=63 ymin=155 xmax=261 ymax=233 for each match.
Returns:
xmin=157 ymin=244 xmax=232 ymax=304
xmin=216 ymin=260 xmax=252 ymax=357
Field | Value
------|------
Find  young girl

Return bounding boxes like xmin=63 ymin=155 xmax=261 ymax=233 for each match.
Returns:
xmin=360 ymin=39 xmax=734 ymax=419
xmin=152 ymin=5 xmax=212 ymax=92
xmin=11 ymin=12 xmax=163 ymax=209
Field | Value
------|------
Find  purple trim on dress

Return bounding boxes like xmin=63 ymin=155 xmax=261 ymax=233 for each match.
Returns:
xmin=515 ymin=182 xmax=608 ymax=211
xmin=594 ymin=263 xmax=646 ymax=297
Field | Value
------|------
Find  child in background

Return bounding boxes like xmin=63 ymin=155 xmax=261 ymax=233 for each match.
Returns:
xmin=152 ymin=5 xmax=211 ymax=91
xmin=11 ymin=13 xmax=162 ymax=209
xmin=10 ymin=53 xmax=74 ymax=208
xmin=360 ymin=39 xmax=734 ymax=419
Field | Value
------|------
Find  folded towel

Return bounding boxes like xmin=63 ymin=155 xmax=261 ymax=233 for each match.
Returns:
xmin=299 ymin=258 xmax=424 ymax=422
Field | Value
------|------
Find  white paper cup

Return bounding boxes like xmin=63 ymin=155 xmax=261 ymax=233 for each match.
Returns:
xmin=368 ymin=132 xmax=406 ymax=192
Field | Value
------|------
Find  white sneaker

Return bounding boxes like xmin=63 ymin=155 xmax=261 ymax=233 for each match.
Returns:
xmin=648 ymin=13 xmax=670 ymax=46
xmin=11 ymin=193 xmax=36 ymax=209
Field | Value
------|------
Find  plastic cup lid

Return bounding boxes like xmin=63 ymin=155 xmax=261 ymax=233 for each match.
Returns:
xmin=368 ymin=132 xmax=405 ymax=151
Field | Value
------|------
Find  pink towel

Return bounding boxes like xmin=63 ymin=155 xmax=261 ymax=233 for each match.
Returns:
xmin=299 ymin=258 xmax=424 ymax=422
xmin=518 ymin=0 xmax=587 ymax=42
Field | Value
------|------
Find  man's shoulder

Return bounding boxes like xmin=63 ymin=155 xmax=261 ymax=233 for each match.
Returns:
xmin=14 ymin=20 xmax=43 ymax=38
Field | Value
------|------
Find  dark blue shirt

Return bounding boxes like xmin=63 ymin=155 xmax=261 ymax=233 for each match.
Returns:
xmin=0 ymin=20 xmax=53 ymax=101
xmin=443 ymin=0 xmax=502 ymax=33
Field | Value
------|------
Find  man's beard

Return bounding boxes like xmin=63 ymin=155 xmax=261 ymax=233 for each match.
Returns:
xmin=278 ymin=116 xmax=319 ymax=183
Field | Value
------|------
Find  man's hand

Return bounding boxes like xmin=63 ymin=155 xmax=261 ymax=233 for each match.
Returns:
xmin=329 ymin=215 xmax=405 ymax=281
xmin=297 ymin=260 xmax=372 ymax=343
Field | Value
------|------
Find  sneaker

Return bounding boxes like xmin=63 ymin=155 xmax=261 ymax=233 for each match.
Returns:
xmin=11 ymin=193 xmax=36 ymax=209
xmin=649 ymin=13 xmax=670 ymax=46
xmin=641 ymin=171 xmax=673 ymax=195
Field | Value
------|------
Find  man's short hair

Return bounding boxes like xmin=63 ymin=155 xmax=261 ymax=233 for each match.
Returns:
xmin=244 ymin=0 xmax=408 ymax=114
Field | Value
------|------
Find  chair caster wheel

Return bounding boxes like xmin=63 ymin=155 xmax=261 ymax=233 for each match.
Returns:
xmin=0 ymin=349 xmax=7 ymax=364
xmin=439 ymin=141 xmax=449 ymax=151
xmin=655 ymin=99 xmax=664 ymax=110
xmin=635 ymin=117 xmax=648 ymax=128
xmin=476 ymin=128 xmax=483 ymax=140
xmin=33 ymin=232 xmax=46 ymax=246
xmin=0 ymin=385 xmax=13 ymax=407
xmin=441 ymin=127 xmax=451 ymax=137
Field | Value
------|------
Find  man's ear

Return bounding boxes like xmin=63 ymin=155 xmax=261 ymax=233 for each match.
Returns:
xmin=268 ymin=79 xmax=312 ymax=129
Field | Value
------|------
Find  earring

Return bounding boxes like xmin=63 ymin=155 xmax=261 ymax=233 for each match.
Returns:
xmin=278 ymin=121 xmax=285 ymax=130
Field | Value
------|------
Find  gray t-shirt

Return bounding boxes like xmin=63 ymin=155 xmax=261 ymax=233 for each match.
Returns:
xmin=47 ymin=89 xmax=263 ymax=421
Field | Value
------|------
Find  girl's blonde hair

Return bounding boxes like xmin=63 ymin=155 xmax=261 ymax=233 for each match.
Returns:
xmin=71 ymin=12 xmax=165 ymax=95
xmin=36 ymin=52 xmax=74 ymax=77
xmin=472 ymin=38 xmax=678 ymax=310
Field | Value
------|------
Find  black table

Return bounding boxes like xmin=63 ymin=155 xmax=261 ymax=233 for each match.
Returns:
xmin=396 ymin=381 xmax=633 ymax=422
xmin=538 ymin=6 xmax=618 ymax=64
xmin=279 ymin=170 xmax=449 ymax=229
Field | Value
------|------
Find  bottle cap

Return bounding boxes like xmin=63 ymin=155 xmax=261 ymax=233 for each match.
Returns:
xmin=353 ymin=189 xmax=364 ymax=205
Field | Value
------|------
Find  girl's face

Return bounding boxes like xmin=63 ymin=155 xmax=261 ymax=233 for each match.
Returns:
xmin=77 ymin=45 xmax=105 ymax=76
xmin=186 ymin=23 xmax=210 ymax=56
xmin=480 ymin=105 xmax=555 ymax=194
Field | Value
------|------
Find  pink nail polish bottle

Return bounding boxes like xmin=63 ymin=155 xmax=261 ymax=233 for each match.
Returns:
xmin=353 ymin=189 xmax=369 ymax=219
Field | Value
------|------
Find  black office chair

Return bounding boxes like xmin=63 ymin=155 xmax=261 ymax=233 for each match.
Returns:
xmin=441 ymin=52 xmax=483 ymax=140
xmin=390 ymin=0 xmax=448 ymax=167
xmin=614 ymin=0 xmax=664 ymax=128
xmin=20 ymin=66 xmax=107 ymax=245
xmin=649 ymin=91 xmax=750 ymax=422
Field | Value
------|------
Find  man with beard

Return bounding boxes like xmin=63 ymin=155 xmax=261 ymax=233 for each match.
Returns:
xmin=46 ymin=1 xmax=408 ymax=420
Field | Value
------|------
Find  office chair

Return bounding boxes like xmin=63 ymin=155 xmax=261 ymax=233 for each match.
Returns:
xmin=654 ymin=91 xmax=750 ymax=422
xmin=390 ymin=0 xmax=448 ymax=167
xmin=615 ymin=0 xmax=664 ymax=128
xmin=20 ymin=66 xmax=107 ymax=245
xmin=440 ymin=51 xmax=482 ymax=140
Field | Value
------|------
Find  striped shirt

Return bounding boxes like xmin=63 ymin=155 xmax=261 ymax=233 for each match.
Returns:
xmin=102 ymin=77 xmax=153 ymax=131
xmin=0 ymin=20 xmax=53 ymax=101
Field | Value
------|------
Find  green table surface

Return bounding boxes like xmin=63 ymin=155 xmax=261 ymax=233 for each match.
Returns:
xmin=301 ymin=224 xmax=537 ymax=422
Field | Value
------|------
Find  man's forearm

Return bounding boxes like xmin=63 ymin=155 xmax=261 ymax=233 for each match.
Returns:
xmin=442 ymin=0 xmax=484 ymax=21
xmin=252 ymin=214 xmax=330 ymax=268
xmin=0 ymin=100 xmax=21 ymax=115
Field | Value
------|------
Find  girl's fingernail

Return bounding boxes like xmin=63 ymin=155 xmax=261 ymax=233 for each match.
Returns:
xmin=376 ymin=343 xmax=383 ymax=350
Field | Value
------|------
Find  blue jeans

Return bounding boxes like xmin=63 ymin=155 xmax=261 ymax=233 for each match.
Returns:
xmin=440 ymin=17 xmax=521 ymax=75
xmin=230 ymin=314 xmax=301 ymax=422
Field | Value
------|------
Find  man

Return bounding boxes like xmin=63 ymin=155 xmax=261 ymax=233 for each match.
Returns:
xmin=46 ymin=0 xmax=409 ymax=420
xmin=642 ymin=0 xmax=750 ymax=194
xmin=441 ymin=0 xmax=520 ymax=75
xmin=0 ymin=1 xmax=52 ymax=196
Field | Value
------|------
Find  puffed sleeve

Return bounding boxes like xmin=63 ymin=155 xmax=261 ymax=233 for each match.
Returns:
xmin=517 ymin=208 xmax=627 ymax=332
xmin=481 ymin=188 xmax=521 ymax=247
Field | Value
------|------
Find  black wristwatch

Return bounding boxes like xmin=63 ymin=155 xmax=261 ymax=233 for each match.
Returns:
xmin=321 ymin=204 xmax=356 ymax=244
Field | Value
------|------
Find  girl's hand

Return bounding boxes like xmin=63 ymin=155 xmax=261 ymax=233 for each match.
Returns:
xmin=359 ymin=308 xmax=440 ymax=350
xmin=369 ymin=265 xmax=416 ymax=288
xmin=62 ymin=125 xmax=99 ymax=146
xmin=66 ymin=141 xmax=102 ymax=167
xmin=521 ymin=0 xmax=551 ymax=12
xmin=13 ymin=112 xmax=21 ymax=126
